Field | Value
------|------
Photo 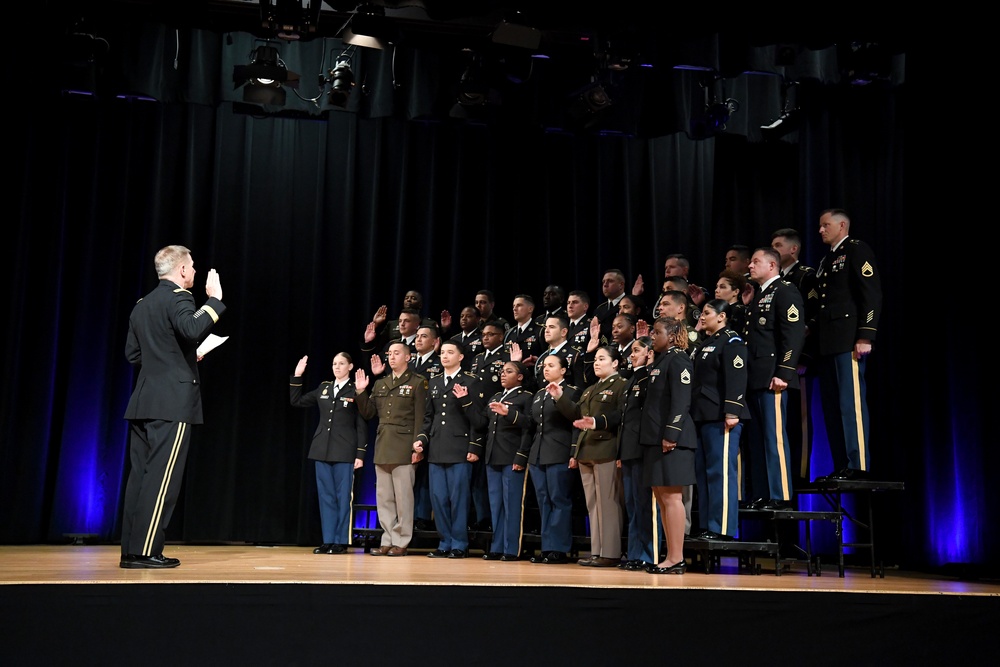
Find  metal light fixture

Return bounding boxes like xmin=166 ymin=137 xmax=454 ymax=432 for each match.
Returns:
xmin=760 ymin=80 xmax=801 ymax=140
xmin=233 ymin=43 xmax=300 ymax=106
xmin=688 ymin=71 xmax=738 ymax=140
xmin=318 ymin=48 xmax=357 ymax=109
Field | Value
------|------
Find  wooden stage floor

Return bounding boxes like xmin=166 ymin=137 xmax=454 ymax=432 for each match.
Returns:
xmin=2 ymin=544 xmax=996 ymax=595
xmin=4 ymin=545 xmax=997 ymax=666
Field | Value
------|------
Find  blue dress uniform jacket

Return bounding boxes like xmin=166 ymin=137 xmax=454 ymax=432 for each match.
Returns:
xmin=121 ymin=278 xmax=225 ymax=559
xmin=691 ymin=329 xmax=750 ymax=422
xmin=416 ymin=372 xmax=483 ymax=463
xmin=746 ymin=279 xmax=806 ymax=391
xmin=812 ymin=238 xmax=882 ymax=355
xmin=289 ymin=378 xmax=369 ymax=462
xmin=476 ymin=388 xmax=533 ymax=466
xmin=411 ymin=351 xmax=444 ymax=380
xmin=534 ymin=343 xmax=586 ymax=390
xmin=639 ymin=348 xmax=697 ymax=450
xmin=604 ymin=365 xmax=651 ymax=462
xmin=355 ymin=369 xmax=428 ymax=465
xmin=469 ymin=347 xmax=510 ymax=407
xmin=524 ymin=382 xmax=581 ymax=466
xmin=504 ymin=321 xmax=545 ymax=361
xmin=124 ymin=281 xmax=225 ymax=423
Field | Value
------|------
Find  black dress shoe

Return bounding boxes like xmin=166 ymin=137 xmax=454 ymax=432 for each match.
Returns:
xmin=483 ymin=552 xmax=502 ymax=561
xmin=529 ymin=552 xmax=549 ymax=563
xmin=323 ymin=544 xmax=347 ymax=554
xmin=624 ymin=560 xmax=649 ymax=571
xmin=120 ymin=554 xmax=180 ymax=569
xmin=500 ymin=553 xmax=519 ymax=562
xmin=747 ymin=498 xmax=767 ymax=510
xmin=448 ymin=549 xmax=467 ymax=559
xmin=698 ymin=531 xmax=735 ymax=541
xmin=760 ymin=499 xmax=794 ymax=511
xmin=543 ymin=552 xmax=567 ymax=564
xmin=313 ymin=544 xmax=333 ymax=554
xmin=427 ymin=549 xmax=450 ymax=558
xmin=647 ymin=560 xmax=686 ymax=575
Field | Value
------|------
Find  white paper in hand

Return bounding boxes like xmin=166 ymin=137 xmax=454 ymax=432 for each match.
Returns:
xmin=197 ymin=334 xmax=229 ymax=358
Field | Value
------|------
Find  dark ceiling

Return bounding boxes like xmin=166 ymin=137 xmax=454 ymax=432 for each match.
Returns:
xmin=43 ymin=1 xmax=904 ymax=64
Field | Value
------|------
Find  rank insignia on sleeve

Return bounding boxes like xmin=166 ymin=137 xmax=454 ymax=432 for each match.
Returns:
xmin=866 ymin=310 xmax=874 ymax=323
xmin=862 ymin=261 xmax=875 ymax=277
xmin=680 ymin=369 xmax=691 ymax=384
xmin=783 ymin=351 xmax=793 ymax=362
xmin=733 ymin=355 xmax=744 ymax=368
xmin=786 ymin=304 xmax=799 ymax=321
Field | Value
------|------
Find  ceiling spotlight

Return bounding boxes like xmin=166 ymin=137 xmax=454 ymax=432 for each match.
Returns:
xmin=324 ymin=56 xmax=356 ymax=109
xmin=761 ymin=79 xmax=801 ymax=140
xmin=761 ymin=108 xmax=802 ymax=140
xmin=258 ymin=0 xmax=322 ymax=41
xmin=338 ymin=3 xmax=394 ymax=50
xmin=566 ymin=81 xmax=613 ymax=130
xmin=233 ymin=44 xmax=300 ymax=106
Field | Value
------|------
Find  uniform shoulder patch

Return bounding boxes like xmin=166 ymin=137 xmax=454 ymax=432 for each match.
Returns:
xmin=786 ymin=303 xmax=800 ymax=321
xmin=733 ymin=355 xmax=744 ymax=369
xmin=680 ymin=368 xmax=691 ymax=384
xmin=861 ymin=261 xmax=875 ymax=277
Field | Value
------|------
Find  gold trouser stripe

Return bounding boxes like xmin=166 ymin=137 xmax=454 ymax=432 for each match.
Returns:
xmin=346 ymin=470 xmax=356 ymax=545
xmin=143 ymin=422 xmax=186 ymax=555
xmin=516 ymin=464 xmax=529 ymax=555
xmin=852 ymin=357 xmax=867 ymax=470
xmin=774 ymin=393 xmax=789 ymax=501
xmin=737 ymin=450 xmax=743 ymax=501
xmin=651 ymin=494 xmax=660 ymax=565
xmin=721 ymin=428 xmax=730 ymax=535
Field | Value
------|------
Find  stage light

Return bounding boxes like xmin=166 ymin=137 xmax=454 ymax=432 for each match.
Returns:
xmin=566 ymin=81 xmax=613 ymax=130
xmin=687 ymin=71 xmax=738 ymax=140
xmin=760 ymin=79 xmax=801 ymax=141
xmin=325 ymin=56 xmax=356 ymax=108
xmin=760 ymin=108 xmax=802 ymax=140
xmin=337 ymin=3 xmax=393 ymax=50
xmin=258 ymin=0 xmax=323 ymax=41
xmin=233 ymin=43 xmax=300 ymax=107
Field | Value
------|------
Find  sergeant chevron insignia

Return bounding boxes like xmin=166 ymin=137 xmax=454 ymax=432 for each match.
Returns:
xmin=786 ymin=304 xmax=799 ymax=321
xmin=862 ymin=261 xmax=874 ymax=277
xmin=733 ymin=355 xmax=744 ymax=368
xmin=680 ymin=369 xmax=691 ymax=384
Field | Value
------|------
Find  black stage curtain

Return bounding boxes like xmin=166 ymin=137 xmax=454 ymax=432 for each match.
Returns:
xmin=4 ymin=20 xmax=993 ymax=571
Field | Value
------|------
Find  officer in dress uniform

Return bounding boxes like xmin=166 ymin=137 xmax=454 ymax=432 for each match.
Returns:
xmin=466 ymin=322 xmax=510 ymax=530
xmin=811 ymin=209 xmax=882 ymax=480
xmin=120 ymin=245 xmax=225 ymax=569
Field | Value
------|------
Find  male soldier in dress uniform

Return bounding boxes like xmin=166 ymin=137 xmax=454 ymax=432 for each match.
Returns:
xmin=594 ymin=269 xmax=627 ymax=346
xmin=811 ymin=209 xmax=882 ymax=481
xmin=414 ymin=341 xmax=483 ymax=558
xmin=120 ymin=245 xmax=225 ymax=569
xmin=771 ymin=227 xmax=819 ymax=486
xmin=445 ymin=305 xmax=483 ymax=370
xmin=565 ymin=290 xmax=592 ymax=349
xmin=744 ymin=247 xmax=806 ymax=510
xmin=534 ymin=314 xmax=585 ymax=389
xmin=504 ymin=294 xmax=544 ymax=378
xmin=534 ymin=285 xmax=567 ymax=327
xmin=410 ymin=325 xmax=443 ymax=531
xmin=475 ymin=289 xmax=510 ymax=333
xmin=354 ymin=342 xmax=428 ymax=556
